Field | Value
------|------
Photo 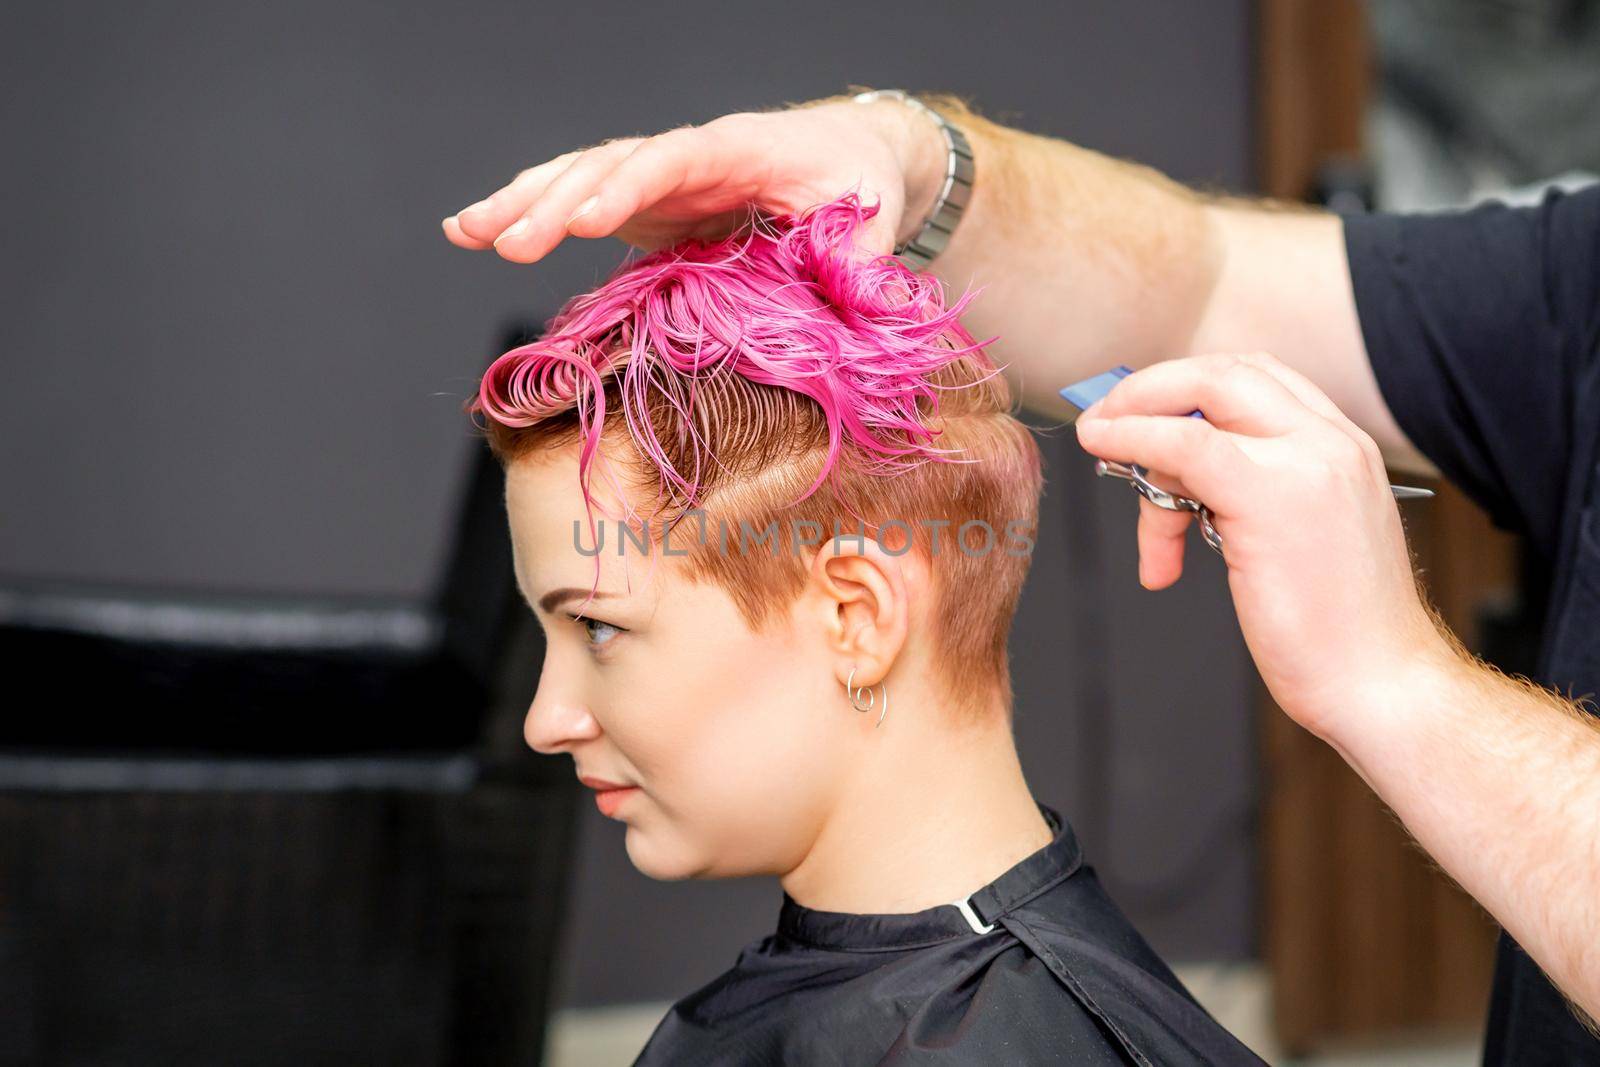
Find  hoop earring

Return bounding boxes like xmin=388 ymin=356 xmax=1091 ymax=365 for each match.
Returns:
xmin=844 ymin=665 xmax=889 ymax=728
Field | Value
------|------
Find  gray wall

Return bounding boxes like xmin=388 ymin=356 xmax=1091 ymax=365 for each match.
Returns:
xmin=0 ymin=0 xmax=1256 ymax=1009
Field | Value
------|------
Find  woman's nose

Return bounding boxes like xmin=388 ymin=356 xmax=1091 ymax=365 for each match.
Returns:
xmin=523 ymin=687 xmax=602 ymax=754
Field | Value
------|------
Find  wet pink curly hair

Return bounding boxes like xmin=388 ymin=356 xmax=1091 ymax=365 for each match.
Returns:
xmin=468 ymin=191 xmax=1043 ymax=718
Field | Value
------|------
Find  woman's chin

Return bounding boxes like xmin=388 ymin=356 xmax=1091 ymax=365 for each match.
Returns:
xmin=624 ymin=829 xmax=704 ymax=881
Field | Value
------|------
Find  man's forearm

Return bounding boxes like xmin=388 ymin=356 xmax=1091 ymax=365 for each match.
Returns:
xmin=906 ymin=95 xmax=1429 ymax=470
xmin=1329 ymin=638 xmax=1600 ymax=1024
xmin=906 ymin=94 xmax=1222 ymax=420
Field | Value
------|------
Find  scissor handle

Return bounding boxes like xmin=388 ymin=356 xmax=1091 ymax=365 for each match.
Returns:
xmin=1095 ymin=460 xmax=1227 ymax=555
xmin=1196 ymin=507 xmax=1224 ymax=553
xmin=1094 ymin=461 xmax=1192 ymax=512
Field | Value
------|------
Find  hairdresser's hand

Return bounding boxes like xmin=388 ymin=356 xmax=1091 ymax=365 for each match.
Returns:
xmin=442 ymin=94 xmax=946 ymax=264
xmin=1073 ymin=352 xmax=1449 ymax=742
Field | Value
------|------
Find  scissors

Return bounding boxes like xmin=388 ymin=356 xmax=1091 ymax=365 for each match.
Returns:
xmin=1061 ymin=366 xmax=1435 ymax=557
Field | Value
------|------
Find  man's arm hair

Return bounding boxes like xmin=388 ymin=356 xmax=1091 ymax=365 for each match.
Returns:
xmin=1332 ymin=598 xmax=1600 ymax=1028
xmin=900 ymin=92 xmax=1434 ymax=474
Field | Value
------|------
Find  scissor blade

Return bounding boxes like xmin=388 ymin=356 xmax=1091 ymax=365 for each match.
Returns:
xmin=1389 ymin=485 xmax=1435 ymax=500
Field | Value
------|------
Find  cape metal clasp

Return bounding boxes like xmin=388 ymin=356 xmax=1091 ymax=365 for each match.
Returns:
xmin=951 ymin=894 xmax=996 ymax=935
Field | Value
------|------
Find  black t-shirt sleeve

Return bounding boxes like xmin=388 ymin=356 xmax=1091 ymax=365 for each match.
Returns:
xmin=1341 ymin=184 xmax=1600 ymax=548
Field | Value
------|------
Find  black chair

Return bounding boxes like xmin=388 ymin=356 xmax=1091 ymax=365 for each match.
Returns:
xmin=0 ymin=322 xmax=577 ymax=1066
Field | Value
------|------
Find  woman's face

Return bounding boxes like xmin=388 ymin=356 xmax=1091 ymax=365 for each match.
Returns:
xmin=505 ymin=447 xmax=862 ymax=881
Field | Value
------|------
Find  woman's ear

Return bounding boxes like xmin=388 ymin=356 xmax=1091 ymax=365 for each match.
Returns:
xmin=805 ymin=534 xmax=916 ymax=689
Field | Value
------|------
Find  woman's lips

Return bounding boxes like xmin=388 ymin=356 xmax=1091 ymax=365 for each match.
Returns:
xmin=593 ymin=786 xmax=639 ymax=818
xmin=578 ymin=775 xmax=639 ymax=818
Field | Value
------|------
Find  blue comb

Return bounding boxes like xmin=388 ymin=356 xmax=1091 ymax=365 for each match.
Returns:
xmin=1059 ymin=364 xmax=1202 ymax=421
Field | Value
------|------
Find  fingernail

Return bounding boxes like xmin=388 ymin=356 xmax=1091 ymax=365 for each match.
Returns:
xmin=497 ymin=218 xmax=531 ymax=242
xmin=464 ymin=199 xmax=495 ymax=216
xmin=567 ymin=195 xmax=599 ymax=226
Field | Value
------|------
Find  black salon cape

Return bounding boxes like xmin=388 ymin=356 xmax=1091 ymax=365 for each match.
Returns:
xmin=633 ymin=803 xmax=1264 ymax=1065
xmin=1344 ymin=184 xmax=1600 ymax=1065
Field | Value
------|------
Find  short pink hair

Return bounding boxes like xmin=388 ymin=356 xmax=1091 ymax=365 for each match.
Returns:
xmin=469 ymin=191 xmax=1043 ymax=717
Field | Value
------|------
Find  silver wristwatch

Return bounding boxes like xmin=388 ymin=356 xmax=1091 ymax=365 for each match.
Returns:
xmin=851 ymin=89 xmax=974 ymax=272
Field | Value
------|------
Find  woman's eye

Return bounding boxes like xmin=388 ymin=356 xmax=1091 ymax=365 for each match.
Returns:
xmin=574 ymin=615 xmax=623 ymax=649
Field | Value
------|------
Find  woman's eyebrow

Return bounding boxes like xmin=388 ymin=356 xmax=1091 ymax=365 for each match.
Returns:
xmin=536 ymin=587 xmax=621 ymax=614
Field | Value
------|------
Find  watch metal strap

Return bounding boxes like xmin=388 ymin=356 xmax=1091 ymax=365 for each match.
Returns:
xmin=851 ymin=89 xmax=974 ymax=272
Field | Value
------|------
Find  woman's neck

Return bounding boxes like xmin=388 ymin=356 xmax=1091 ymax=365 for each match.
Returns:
xmin=778 ymin=702 xmax=1054 ymax=915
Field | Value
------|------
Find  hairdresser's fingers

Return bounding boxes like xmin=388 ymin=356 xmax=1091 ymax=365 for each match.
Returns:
xmin=1094 ymin=354 xmax=1311 ymax=438
xmin=1228 ymin=352 xmax=1388 ymax=473
xmin=441 ymin=214 xmax=490 ymax=249
xmin=454 ymin=143 xmax=633 ymax=247
xmin=1075 ymin=413 xmax=1245 ymax=511
xmin=489 ymin=138 xmax=658 ymax=262
xmin=577 ymin=111 xmax=907 ymax=259
xmin=1136 ymin=497 xmax=1192 ymax=590
xmin=1224 ymin=352 xmax=1345 ymax=423
xmin=449 ymin=149 xmax=591 ymax=247
xmin=563 ymin=119 xmax=766 ymax=243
